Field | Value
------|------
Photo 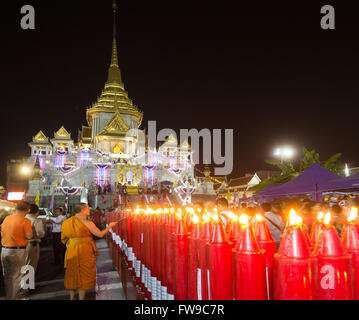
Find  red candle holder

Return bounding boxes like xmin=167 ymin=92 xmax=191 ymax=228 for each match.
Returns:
xmin=254 ymin=215 xmax=277 ymax=300
xmin=273 ymin=210 xmax=318 ymax=300
xmin=188 ymin=217 xmax=201 ymax=300
xmin=166 ymin=213 xmax=176 ymax=300
xmin=207 ymin=217 xmax=233 ymax=300
xmin=233 ymin=215 xmax=267 ymax=300
xmin=198 ymin=216 xmax=212 ymax=300
xmin=314 ymin=217 xmax=355 ymax=300
xmin=341 ymin=219 xmax=359 ymax=300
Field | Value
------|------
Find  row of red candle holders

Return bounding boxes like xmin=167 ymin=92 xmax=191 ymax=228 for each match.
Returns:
xmin=105 ymin=208 xmax=359 ymax=300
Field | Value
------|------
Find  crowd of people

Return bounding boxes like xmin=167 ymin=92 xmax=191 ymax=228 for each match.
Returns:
xmin=0 ymin=201 xmax=116 ymax=300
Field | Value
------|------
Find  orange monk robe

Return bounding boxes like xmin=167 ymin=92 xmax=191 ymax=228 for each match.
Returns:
xmin=61 ymin=216 xmax=99 ymax=291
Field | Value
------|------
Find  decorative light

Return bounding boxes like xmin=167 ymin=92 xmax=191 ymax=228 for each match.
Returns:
xmin=255 ymin=214 xmax=263 ymax=222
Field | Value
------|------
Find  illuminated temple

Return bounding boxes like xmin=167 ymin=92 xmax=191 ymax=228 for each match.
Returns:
xmin=24 ymin=1 xmax=214 ymax=209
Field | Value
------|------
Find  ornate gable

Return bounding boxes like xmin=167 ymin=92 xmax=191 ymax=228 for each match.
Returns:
xmin=55 ymin=126 xmax=71 ymax=138
xmin=33 ymin=130 xmax=48 ymax=142
xmin=166 ymin=134 xmax=177 ymax=144
xmin=98 ymin=109 xmax=130 ymax=136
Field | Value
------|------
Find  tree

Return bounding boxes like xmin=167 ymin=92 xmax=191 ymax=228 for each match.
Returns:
xmin=250 ymin=147 xmax=343 ymax=194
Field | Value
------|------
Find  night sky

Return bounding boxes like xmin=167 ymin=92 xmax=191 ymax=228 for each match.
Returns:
xmin=1 ymin=0 xmax=359 ymax=185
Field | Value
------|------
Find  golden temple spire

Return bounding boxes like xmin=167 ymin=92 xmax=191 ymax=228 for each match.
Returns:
xmin=110 ymin=0 xmax=119 ymax=68
xmin=107 ymin=0 xmax=122 ymax=84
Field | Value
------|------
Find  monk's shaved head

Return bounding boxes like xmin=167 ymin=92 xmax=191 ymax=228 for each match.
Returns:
xmin=74 ymin=203 xmax=88 ymax=213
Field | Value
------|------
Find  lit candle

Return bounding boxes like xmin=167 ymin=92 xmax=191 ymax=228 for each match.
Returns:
xmin=273 ymin=209 xmax=319 ymax=300
xmin=188 ymin=213 xmax=201 ymax=300
xmin=233 ymin=214 xmax=267 ymax=300
xmin=159 ymin=209 xmax=169 ymax=300
xmin=173 ymin=213 xmax=190 ymax=300
xmin=149 ymin=211 xmax=157 ymax=299
xmin=165 ymin=211 xmax=176 ymax=300
xmin=314 ymin=212 xmax=355 ymax=300
xmin=254 ymin=213 xmax=277 ymax=300
xmin=197 ymin=213 xmax=212 ymax=300
xmin=207 ymin=212 xmax=233 ymax=300
xmin=310 ymin=212 xmax=325 ymax=246
xmin=341 ymin=207 xmax=359 ymax=299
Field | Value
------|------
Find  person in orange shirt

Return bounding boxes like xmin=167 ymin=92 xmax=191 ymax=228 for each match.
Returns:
xmin=1 ymin=201 xmax=33 ymax=300
xmin=61 ymin=203 xmax=117 ymax=300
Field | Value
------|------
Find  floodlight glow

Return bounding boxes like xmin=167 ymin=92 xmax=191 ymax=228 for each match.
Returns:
xmin=20 ymin=166 xmax=30 ymax=175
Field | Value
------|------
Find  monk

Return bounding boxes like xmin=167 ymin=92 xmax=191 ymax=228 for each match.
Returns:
xmin=61 ymin=203 xmax=118 ymax=300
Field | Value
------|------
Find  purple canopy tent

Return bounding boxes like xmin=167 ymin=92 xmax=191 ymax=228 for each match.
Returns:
xmin=257 ymin=164 xmax=342 ymax=202
xmin=318 ymin=172 xmax=359 ymax=193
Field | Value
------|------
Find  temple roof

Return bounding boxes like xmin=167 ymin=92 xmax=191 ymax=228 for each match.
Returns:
xmin=33 ymin=130 xmax=49 ymax=142
xmin=86 ymin=1 xmax=142 ymax=127
xmin=166 ymin=134 xmax=177 ymax=144
xmin=54 ymin=126 xmax=71 ymax=139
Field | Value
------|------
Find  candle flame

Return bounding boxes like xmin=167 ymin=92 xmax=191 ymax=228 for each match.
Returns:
xmin=317 ymin=212 xmax=324 ymax=221
xmin=176 ymin=212 xmax=183 ymax=220
xmin=239 ymin=214 xmax=250 ymax=226
xmin=202 ymin=214 xmax=210 ymax=223
xmin=212 ymin=213 xmax=220 ymax=223
xmin=348 ymin=207 xmax=358 ymax=223
xmin=255 ymin=214 xmax=263 ymax=222
xmin=227 ymin=211 xmax=236 ymax=221
xmin=191 ymin=214 xmax=200 ymax=224
xmin=323 ymin=212 xmax=331 ymax=226
xmin=170 ymin=208 xmax=174 ymax=214
xmin=288 ymin=209 xmax=302 ymax=227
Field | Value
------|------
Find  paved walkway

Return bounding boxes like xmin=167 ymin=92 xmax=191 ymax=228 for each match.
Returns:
xmin=1 ymin=239 xmax=126 ymax=300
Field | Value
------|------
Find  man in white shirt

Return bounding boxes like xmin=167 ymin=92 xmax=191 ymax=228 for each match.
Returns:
xmin=261 ymin=202 xmax=285 ymax=246
xmin=216 ymin=198 xmax=232 ymax=228
xmin=47 ymin=207 xmax=66 ymax=266
xmin=25 ymin=204 xmax=45 ymax=272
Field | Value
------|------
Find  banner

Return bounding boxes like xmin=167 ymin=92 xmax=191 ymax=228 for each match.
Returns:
xmin=59 ymin=186 xmax=82 ymax=196
xmin=59 ymin=166 xmax=75 ymax=174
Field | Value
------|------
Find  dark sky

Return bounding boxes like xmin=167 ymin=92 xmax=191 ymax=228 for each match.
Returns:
xmin=1 ymin=0 xmax=359 ymax=185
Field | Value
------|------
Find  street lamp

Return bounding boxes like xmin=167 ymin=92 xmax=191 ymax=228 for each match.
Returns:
xmin=20 ymin=165 xmax=31 ymax=175
xmin=273 ymin=147 xmax=295 ymax=163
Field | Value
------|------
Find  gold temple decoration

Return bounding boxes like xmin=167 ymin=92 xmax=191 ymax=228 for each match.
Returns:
xmin=33 ymin=130 xmax=49 ymax=141
xmin=181 ymin=140 xmax=190 ymax=148
xmin=97 ymin=108 xmax=130 ymax=137
xmin=113 ymin=144 xmax=122 ymax=154
xmin=32 ymin=159 xmax=42 ymax=181
xmin=28 ymin=130 xmax=52 ymax=147
xmin=116 ymin=163 xmax=142 ymax=186
xmin=166 ymin=134 xmax=177 ymax=144
xmin=54 ymin=126 xmax=71 ymax=138
xmin=203 ymin=165 xmax=211 ymax=182
xmin=86 ymin=0 xmax=143 ymax=128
